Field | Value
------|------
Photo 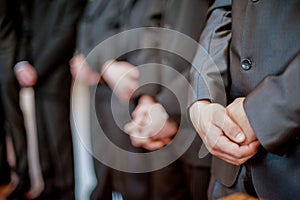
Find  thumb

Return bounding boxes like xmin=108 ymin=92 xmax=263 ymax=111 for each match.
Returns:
xmin=222 ymin=114 xmax=245 ymax=144
xmin=210 ymin=104 xmax=245 ymax=144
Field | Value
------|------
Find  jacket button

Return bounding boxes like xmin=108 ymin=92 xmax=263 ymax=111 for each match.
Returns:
xmin=241 ymin=59 xmax=252 ymax=71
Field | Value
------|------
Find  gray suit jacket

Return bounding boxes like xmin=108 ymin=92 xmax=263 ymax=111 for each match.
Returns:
xmin=190 ymin=0 xmax=300 ymax=199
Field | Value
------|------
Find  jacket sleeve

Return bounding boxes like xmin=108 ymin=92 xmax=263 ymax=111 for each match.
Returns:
xmin=84 ymin=0 xmax=124 ymax=72
xmin=244 ymin=53 xmax=300 ymax=155
xmin=189 ymin=0 xmax=231 ymax=107
xmin=15 ymin=0 xmax=32 ymax=63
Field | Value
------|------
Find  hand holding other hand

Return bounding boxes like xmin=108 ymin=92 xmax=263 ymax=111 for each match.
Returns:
xmin=189 ymin=100 xmax=259 ymax=166
xmin=124 ymin=95 xmax=178 ymax=151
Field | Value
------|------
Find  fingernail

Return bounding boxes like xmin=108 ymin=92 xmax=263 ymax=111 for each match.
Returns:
xmin=235 ymin=133 xmax=245 ymax=142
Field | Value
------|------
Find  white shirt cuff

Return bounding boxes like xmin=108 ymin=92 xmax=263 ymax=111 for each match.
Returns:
xmin=14 ymin=61 xmax=30 ymax=73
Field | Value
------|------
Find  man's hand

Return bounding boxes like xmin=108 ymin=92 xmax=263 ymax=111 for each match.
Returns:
xmin=15 ymin=62 xmax=38 ymax=87
xmin=101 ymin=60 xmax=139 ymax=104
xmin=226 ymin=97 xmax=258 ymax=145
xmin=70 ymin=54 xmax=101 ymax=85
xmin=189 ymin=100 xmax=259 ymax=166
xmin=124 ymin=95 xmax=178 ymax=151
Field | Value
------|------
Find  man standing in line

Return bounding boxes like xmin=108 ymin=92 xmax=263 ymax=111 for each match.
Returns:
xmin=189 ymin=0 xmax=300 ymax=199
xmin=71 ymin=1 xmax=162 ymax=199
xmin=124 ymin=0 xmax=212 ymax=199
xmin=4 ymin=0 xmax=87 ymax=199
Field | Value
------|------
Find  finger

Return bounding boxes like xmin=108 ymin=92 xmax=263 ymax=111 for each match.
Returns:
xmin=160 ymin=137 xmax=172 ymax=145
xmin=200 ymin=123 xmax=223 ymax=151
xmin=123 ymin=122 xmax=134 ymax=134
xmin=124 ymin=122 xmax=140 ymax=135
xmin=143 ymin=140 xmax=165 ymax=151
xmin=140 ymin=127 xmax=156 ymax=138
xmin=158 ymin=120 xmax=178 ymax=139
xmin=209 ymin=104 xmax=245 ymax=144
xmin=130 ymin=136 xmax=149 ymax=148
xmin=149 ymin=121 xmax=176 ymax=140
xmin=226 ymin=98 xmax=257 ymax=145
xmin=134 ymin=114 xmax=148 ymax=127
xmin=248 ymin=140 xmax=260 ymax=150
xmin=132 ymin=105 xmax=148 ymax=119
xmin=210 ymin=136 xmax=259 ymax=165
xmin=214 ymin=112 xmax=245 ymax=144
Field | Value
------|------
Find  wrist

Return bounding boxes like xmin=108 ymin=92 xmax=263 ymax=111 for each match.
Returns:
xmin=101 ymin=59 xmax=115 ymax=82
xmin=139 ymin=95 xmax=156 ymax=104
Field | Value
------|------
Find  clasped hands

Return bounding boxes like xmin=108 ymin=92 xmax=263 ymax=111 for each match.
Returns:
xmin=189 ymin=98 xmax=260 ymax=166
xmin=124 ymin=95 xmax=178 ymax=151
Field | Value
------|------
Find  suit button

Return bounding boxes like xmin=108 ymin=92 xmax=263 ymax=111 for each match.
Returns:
xmin=241 ymin=59 xmax=252 ymax=71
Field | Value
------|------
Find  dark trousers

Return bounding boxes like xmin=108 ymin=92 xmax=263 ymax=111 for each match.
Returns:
xmin=0 ymin=84 xmax=11 ymax=184
xmin=208 ymin=166 xmax=258 ymax=200
xmin=90 ymin=85 xmax=151 ymax=200
xmin=1 ymin=45 xmax=30 ymax=194
xmin=2 ymin=75 xmax=75 ymax=199
xmin=2 ymin=75 xmax=30 ymax=190
xmin=152 ymin=160 xmax=211 ymax=200
xmin=91 ymin=159 xmax=151 ymax=200
xmin=32 ymin=92 xmax=75 ymax=200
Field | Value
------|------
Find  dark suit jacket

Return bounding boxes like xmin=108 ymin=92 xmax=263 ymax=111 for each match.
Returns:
xmin=17 ymin=0 xmax=86 ymax=98
xmin=190 ymin=0 xmax=300 ymax=199
xmin=155 ymin=0 xmax=211 ymax=167
xmin=0 ymin=0 xmax=18 ymax=79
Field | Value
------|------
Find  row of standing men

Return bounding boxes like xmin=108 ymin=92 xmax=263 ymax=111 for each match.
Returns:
xmin=0 ymin=0 xmax=212 ymax=199
xmin=1 ymin=0 xmax=300 ymax=200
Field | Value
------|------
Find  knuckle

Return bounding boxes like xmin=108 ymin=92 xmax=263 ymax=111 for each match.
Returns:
xmin=237 ymin=159 xmax=246 ymax=165
xmin=235 ymin=152 xmax=244 ymax=160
